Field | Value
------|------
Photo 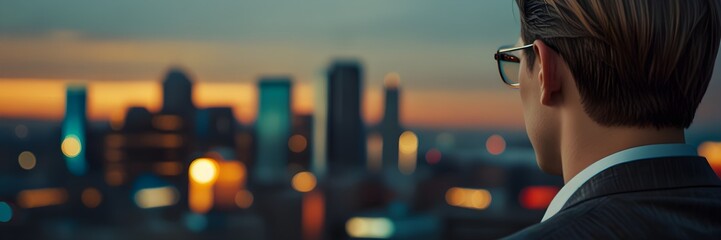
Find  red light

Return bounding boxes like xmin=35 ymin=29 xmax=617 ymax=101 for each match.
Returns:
xmin=425 ymin=148 xmax=442 ymax=165
xmin=519 ymin=186 xmax=559 ymax=210
xmin=486 ymin=134 xmax=506 ymax=155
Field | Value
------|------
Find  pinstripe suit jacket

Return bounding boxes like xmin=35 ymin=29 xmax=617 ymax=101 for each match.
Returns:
xmin=504 ymin=157 xmax=721 ymax=239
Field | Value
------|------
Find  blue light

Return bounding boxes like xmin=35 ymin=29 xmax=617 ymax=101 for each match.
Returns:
xmin=0 ymin=201 xmax=12 ymax=222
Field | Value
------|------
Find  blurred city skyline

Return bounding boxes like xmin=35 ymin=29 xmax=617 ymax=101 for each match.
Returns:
xmin=3 ymin=1 xmax=721 ymax=239
xmin=0 ymin=0 xmax=720 ymax=129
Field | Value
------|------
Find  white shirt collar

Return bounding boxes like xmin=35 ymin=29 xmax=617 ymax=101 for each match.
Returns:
xmin=541 ymin=143 xmax=698 ymax=222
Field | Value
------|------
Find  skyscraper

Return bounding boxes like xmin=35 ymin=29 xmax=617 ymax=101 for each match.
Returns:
xmin=255 ymin=78 xmax=292 ymax=185
xmin=161 ymin=68 xmax=195 ymax=116
xmin=326 ymin=60 xmax=366 ymax=174
xmin=381 ymin=73 xmax=403 ymax=173
xmin=62 ymin=84 xmax=88 ymax=176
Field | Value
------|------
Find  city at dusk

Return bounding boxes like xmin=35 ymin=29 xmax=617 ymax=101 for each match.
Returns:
xmin=1 ymin=0 xmax=721 ymax=239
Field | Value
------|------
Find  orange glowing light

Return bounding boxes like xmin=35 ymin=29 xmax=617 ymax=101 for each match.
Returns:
xmin=215 ymin=161 xmax=246 ymax=208
xmin=81 ymin=187 xmax=102 ymax=208
xmin=519 ymin=186 xmax=559 ymax=210
xmin=289 ymin=134 xmax=308 ymax=153
xmin=189 ymin=158 xmax=219 ymax=214
xmin=189 ymin=158 xmax=219 ymax=185
xmin=445 ymin=187 xmax=465 ymax=206
xmin=61 ymin=135 xmax=82 ymax=158
xmin=398 ymin=131 xmax=419 ymax=175
xmin=292 ymin=171 xmax=317 ymax=193
xmin=486 ymin=134 xmax=506 ymax=155
xmin=17 ymin=188 xmax=68 ymax=209
xmin=445 ymin=187 xmax=492 ymax=210
xmin=189 ymin=183 xmax=214 ymax=214
xmin=303 ymin=191 xmax=325 ymax=240
xmin=399 ymin=131 xmax=419 ymax=154
xmin=698 ymin=141 xmax=721 ymax=177
xmin=0 ymin=78 xmax=527 ymax=129
xmin=234 ymin=190 xmax=254 ymax=209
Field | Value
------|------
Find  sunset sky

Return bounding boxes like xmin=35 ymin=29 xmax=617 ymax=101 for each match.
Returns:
xmin=1 ymin=0 xmax=720 ymax=130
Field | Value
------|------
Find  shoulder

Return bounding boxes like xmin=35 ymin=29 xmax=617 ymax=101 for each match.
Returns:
xmin=503 ymin=189 xmax=721 ymax=239
xmin=502 ymin=197 xmax=608 ymax=240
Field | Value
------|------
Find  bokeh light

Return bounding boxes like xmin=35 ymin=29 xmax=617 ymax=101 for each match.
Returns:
xmin=519 ymin=186 xmax=559 ymax=210
xmin=346 ymin=217 xmax=395 ymax=239
xmin=445 ymin=187 xmax=492 ymax=210
xmin=189 ymin=158 xmax=218 ymax=214
xmin=0 ymin=202 xmax=12 ymax=222
xmin=61 ymin=135 xmax=82 ymax=158
xmin=435 ymin=132 xmax=455 ymax=151
xmin=15 ymin=124 xmax=28 ymax=139
xmin=399 ymin=131 xmax=419 ymax=175
xmin=18 ymin=151 xmax=37 ymax=170
xmin=303 ymin=191 xmax=325 ymax=240
xmin=134 ymin=186 xmax=179 ymax=209
xmin=234 ymin=190 xmax=254 ymax=209
xmin=17 ymin=188 xmax=68 ymax=209
xmin=81 ymin=187 xmax=102 ymax=208
xmin=292 ymin=171 xmax=317 ymax=193
xmin=399 ymin=131 xmax=419 ymax=154
xmin=425 ymin=148 xmax=442 ymax=165
xmin=189 ymin=158 xmax=219 ymax=184
xmin=288 ymin=134 xmax=308 ymax=153
xmin=485 ymin=134 xmax=506 ymax=155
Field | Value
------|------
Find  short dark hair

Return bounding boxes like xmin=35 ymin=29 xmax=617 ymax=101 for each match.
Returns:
xmin=516 ymin=0 xmax=721 ymax=129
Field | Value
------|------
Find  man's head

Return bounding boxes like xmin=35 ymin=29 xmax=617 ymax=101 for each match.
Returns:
xmin=514 ymin=0 xmax=721 ymax=174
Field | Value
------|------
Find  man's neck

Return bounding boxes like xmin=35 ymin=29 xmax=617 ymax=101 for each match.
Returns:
xmin=559 ymin=122 xmax=685 ymax=183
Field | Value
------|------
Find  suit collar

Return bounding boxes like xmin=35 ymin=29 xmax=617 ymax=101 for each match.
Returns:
xmin=560 ymin=156 xmax=721 ymax=211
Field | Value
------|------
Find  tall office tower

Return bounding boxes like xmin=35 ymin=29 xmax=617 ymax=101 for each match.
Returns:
xmin=62 ymin=84 xmax=88 ymax=176
xmin=160 ymin=68 xmax=195 ymax=116
xmin=326 ymin=60 xmax=366 ymax=174
xmin=254 ymin=78 xmax=292 ymax=185
xmin=312 ymin=73 xmax=328 ymax=178
xmin=380 ymin=73 xmax=403 ymax=172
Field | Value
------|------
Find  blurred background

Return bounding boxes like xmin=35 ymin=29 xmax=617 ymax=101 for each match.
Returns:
xmin=1 ymin=1 xmax=720 ymax=239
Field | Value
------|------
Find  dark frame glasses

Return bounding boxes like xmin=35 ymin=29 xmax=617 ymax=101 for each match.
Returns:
xmin=493 ymin=44 xmax=533 ymax=88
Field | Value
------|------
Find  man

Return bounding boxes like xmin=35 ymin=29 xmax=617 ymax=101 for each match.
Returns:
xmin=494 ymin=0 xmax=721 ymax=238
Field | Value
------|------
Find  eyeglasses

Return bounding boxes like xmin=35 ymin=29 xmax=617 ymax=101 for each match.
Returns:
xmin=494 ymin=44 xmax=533 ymax=88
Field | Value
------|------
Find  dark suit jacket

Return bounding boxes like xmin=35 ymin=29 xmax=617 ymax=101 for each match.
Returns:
xmin=504 ymin=156 xmax=721 ymax=239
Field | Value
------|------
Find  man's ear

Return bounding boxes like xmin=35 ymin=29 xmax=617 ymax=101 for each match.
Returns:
xmin=533 ymin=40 xmax=562 ymax=106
